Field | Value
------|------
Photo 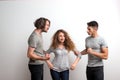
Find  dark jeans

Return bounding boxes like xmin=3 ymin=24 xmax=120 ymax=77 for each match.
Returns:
xmin=28 ymin=64 xmax=44 ymax=80
xmin=50 ymin=69 xmax=69 ymax=80
xmin=86 ymin=66 xmax=104 ymax=80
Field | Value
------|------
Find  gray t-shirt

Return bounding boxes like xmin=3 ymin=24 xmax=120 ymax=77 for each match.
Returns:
xmin=85 ymin=36 xmax=108 ymax=67
xmin=47 ymin=47 xmax=81 ymax=72
xmin=28 ymin=31 xmax=44 ymax=65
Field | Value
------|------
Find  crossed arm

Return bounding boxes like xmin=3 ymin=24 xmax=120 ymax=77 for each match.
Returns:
xmin=81 ymin=47 xmax=108 ymax=60
xmin=27 ymin=47 xmax=50 ymax=60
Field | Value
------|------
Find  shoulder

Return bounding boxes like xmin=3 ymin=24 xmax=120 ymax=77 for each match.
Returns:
xmin=28 ymin=32 xmax=38 ymax=42
xmin=97 ymin=36 xmax=106 ymax=42
xmin=98 ymin=36 xmax=108 ymax=46
xmin=85 ymin=36 xmax=91 ymax=40
xmin=30 ymin=31 xmax=39 ymax=38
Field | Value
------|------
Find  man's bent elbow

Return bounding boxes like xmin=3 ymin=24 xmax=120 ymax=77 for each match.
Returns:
xmin=103 ymin=56 xmax=108 ymax=60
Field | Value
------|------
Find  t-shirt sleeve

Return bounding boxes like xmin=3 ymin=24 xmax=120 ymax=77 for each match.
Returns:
xmin=77 ymin=52 xmax=82 ymax=59
xmin=100 ymin=38 xmax=108 ymax=48
xmin=73 ymin=48 xmax=82 ymax=59
xmin=28 ymin=35 xmax=37 ymax=48
xmin=85 ymin=37 xmax=88 ymax=49
xmin=47 ymin=47 xmax=54 ymax=54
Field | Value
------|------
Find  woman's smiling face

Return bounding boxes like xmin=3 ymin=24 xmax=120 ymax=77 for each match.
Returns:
xmin=58 ymin=32 xmax=65 ymax=43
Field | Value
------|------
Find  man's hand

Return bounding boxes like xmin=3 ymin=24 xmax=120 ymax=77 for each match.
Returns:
xmin=45 ymin=53 xmax=50 ymax=60
xmin=87 ymin=48 xmax=93 ymax=54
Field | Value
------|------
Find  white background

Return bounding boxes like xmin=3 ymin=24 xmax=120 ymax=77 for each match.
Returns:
xmin=0 ymin=0 xmax=120 ymax=80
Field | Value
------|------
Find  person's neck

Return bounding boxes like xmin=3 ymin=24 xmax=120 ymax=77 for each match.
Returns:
xmin=58 ymin=43 xmax=65 ymax=49
xmin=34 ymin=29 xmax=42 ymax=35
xmin=92 ymin=32 xmax=98 ymax=38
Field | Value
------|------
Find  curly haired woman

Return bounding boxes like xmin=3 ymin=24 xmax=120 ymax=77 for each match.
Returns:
xmin=46 ymin=29 xmax=81 ymax=80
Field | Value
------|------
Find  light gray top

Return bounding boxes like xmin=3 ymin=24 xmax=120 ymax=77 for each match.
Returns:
xmin=47 ymin=47 xmax=81 ymax=72
xmin=28 ymin=31 xmax=44 ymax=65
xmin=85 ymin=36 xmax=108 ymax=67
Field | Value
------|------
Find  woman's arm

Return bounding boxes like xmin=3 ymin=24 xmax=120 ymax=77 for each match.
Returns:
xmin=46 ymin=60 xmax=54 ymax=69
xmin=70 ymin=56 xmax=80 ymax=70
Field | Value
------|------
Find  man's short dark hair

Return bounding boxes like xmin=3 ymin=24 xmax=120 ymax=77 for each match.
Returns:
xmin=34 ymin=17 xmax=50 ymax=29
xmin=87 ymin=21 xmax=98 ymax=29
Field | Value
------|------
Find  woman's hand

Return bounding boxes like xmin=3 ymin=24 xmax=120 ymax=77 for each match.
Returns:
xmin=70 ymin=63 xmax=76 ymax=70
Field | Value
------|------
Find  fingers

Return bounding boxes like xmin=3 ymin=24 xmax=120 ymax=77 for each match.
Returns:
xmin=70 ymin=65 xmax=76 ymax=70
xmin=86 ymin=48 xmax=92 ymax=53
xmin=49 ymin=65 xmax=54 ymax=69
xmin=45 ymin=54 xmax=50 ymax=60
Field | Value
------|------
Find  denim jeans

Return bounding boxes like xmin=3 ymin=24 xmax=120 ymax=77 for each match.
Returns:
xmin=86 ymin=66 xmax=104 ymax=80
xmin=50 ymin=69 xmax=69 ymax=80
xmin=28 ymin=64 xmax=44 ymax=80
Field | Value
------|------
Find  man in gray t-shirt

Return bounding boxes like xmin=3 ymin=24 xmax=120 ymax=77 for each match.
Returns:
xmin=27 ymin=17 xmax=50 ymax=80
xmin=81 ymin=21 xmax=108 ymax=80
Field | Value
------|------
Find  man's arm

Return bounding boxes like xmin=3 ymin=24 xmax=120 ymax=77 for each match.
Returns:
xmin=27 ymin=47 xmax=50 ymax=60
xmin=81 ymin=49 xmax=88 ymax=55
xmin=87 ymin=47 xmax=108 ymax=60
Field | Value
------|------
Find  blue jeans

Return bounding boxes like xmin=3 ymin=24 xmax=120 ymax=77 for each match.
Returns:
xmin=86 ymin=66 xmax=104 ymax=80
xmin=50 ymin=69 xmax=69 ymax=80
xmin=28 ymin=64 xmax=44 ymax=80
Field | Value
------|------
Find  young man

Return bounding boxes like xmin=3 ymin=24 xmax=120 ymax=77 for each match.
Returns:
xmin=81 ymin=21 xmax=108 ymax=80
xmin=27 ymin=17 xmax=51 ymax=80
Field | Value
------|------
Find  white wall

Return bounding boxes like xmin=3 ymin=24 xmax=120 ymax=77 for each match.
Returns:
xmin=0 ymin=0 xmax=120 ymax=80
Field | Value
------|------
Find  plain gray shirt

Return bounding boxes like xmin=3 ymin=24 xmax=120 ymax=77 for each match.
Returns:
xmin=28 ymin=31 xmax=44 ymax=65
xmin=47 ymin=47 xmax=81 ymax=72
xmin=85 ymin=36 xmax=108 ymax=67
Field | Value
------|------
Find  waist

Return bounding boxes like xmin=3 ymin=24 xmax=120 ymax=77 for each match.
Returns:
xmin=34 ymin=50 xmax=43 ymax=54
xmin=29 ymin=59 xmax=44 ymax=65
xmin=87 ymin=59 xmax=103 ymax=67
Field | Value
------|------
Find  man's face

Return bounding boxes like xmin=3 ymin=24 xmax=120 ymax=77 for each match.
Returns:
xmin=87 ymin=26 xmax=95 ymax=36
xmin=42 ymin=20 xmax=50 ymax=32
